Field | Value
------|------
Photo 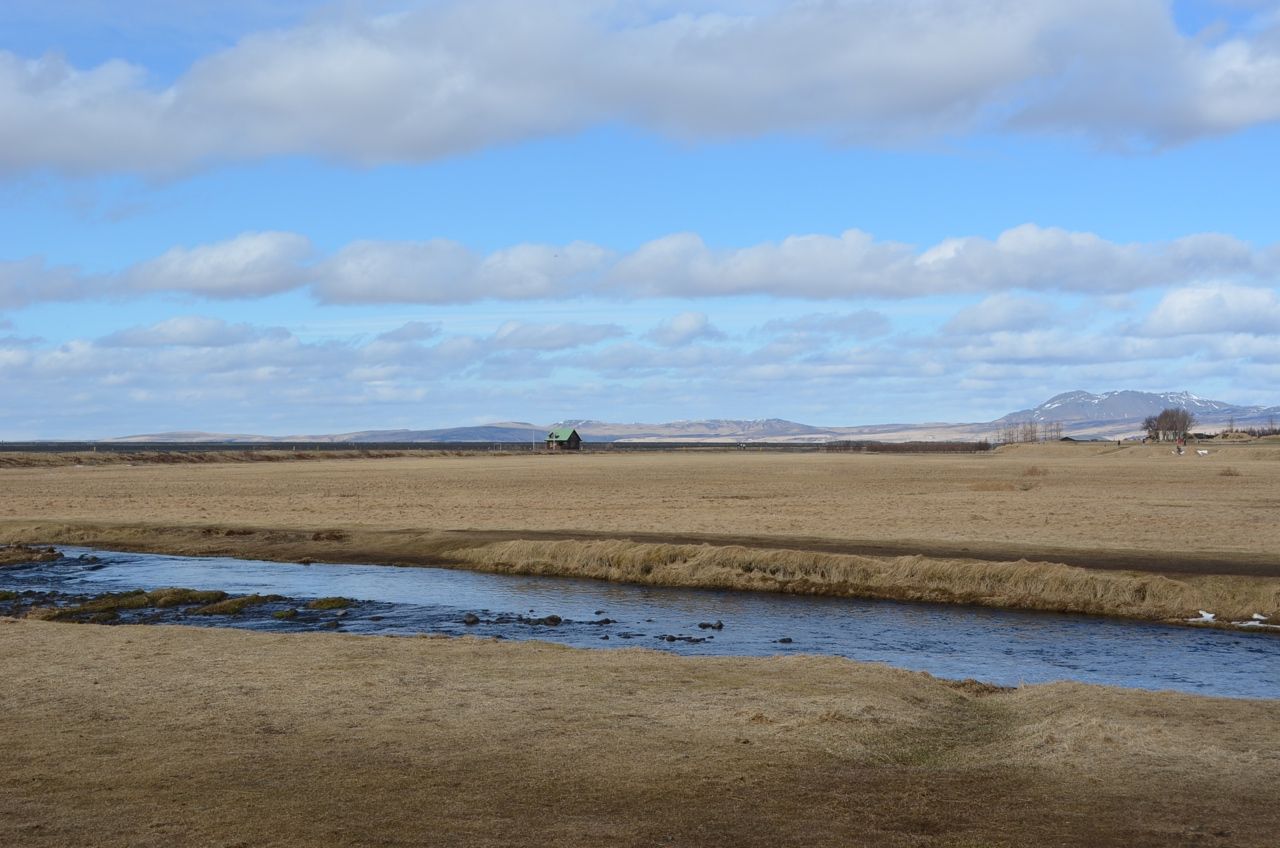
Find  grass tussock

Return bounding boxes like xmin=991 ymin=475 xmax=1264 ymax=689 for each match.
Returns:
xmin=1022 ymin=466 xmax=1050 ymax=477
xmin=41 ymin=588 xmax=231 ymax=620
xmin=305 ymin=596 xmax=353 ymax=610
xmin=150 ymin=588 xmax=229 ymax=608
xmin=449 ymin=539 xmax=1280 ymax=623
xmin=0 ymin=544 xmax=61 ymax=566
xmin=190 ymin=594 xmax=283 ymax=616
xmin=1219 ymin=467 xmax=1242 ymax=477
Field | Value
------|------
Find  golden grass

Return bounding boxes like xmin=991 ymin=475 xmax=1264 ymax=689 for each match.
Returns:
xmin=26 ymin=588 xmax=232 ymax=622
xmin=0 ymin=619 xmax=1276 ymax=847
xmin=0 ymin=544 xmax=60 ymax=565
xmin=449 ymin=539 xmax=1280 ymax=622
xmin=190 ymin=593 xmax=282 ymax=615
xmin=1 ymin=446 xmax=1277 ymax=561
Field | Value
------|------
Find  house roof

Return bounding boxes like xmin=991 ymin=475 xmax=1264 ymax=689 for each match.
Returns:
xmin=546 ymin=427 xmax=579 ymax=441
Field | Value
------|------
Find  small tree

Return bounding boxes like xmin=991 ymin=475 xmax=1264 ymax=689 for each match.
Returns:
xmin=1151 ymin=407 xmax=1195 ymax=441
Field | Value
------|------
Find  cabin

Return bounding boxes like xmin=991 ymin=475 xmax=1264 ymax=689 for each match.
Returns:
xmin=545 ymin=427 xmax=582 ymax=451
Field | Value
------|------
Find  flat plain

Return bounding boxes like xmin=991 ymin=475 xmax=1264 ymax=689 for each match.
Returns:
xmin=3 ymin=442 xmax=1279 ymax=562
xmin=2 ymin=443 xmax=1278 ymax=846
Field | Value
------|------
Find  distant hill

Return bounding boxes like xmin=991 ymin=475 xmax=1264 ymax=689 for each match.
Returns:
xmin=994 ymin=390 xmax=1280 ymax=437
xmin=103 ymin=390 xmax=1277 ymax=444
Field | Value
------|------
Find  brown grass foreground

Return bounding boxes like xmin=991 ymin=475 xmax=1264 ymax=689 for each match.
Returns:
xmin=1 ymin=618 xmax=1276 ymax=848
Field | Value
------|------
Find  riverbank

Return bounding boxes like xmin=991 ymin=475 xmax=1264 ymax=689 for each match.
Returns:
xmin=1 ymin=618 xmax=1275 ymax=847
xmin=2 ymin=449 xmax=1278 ymax=625
xmin=2 ymin=525 xmax=1277 ymax=627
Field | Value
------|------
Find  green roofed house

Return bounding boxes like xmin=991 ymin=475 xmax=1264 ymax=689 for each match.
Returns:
xmin=545 ymin=427 xmax=582 ymax=451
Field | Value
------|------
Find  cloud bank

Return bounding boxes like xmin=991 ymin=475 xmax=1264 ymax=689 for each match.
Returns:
xmin=4 ymin=0 xmax=1280 ymax=174
xmin=3 ymin=225 xmax=1276 ymax=308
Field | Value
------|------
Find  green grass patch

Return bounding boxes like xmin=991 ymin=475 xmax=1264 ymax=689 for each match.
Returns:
xmin=150 ymin=588 xmax=229 ymax=608
xmin=190 ymin=594 xmax=285 ymax=616
xmin=305 ymin=596 xmax=354 ymax=610
xmin=76 ymin=590 xmax=152 ymax=613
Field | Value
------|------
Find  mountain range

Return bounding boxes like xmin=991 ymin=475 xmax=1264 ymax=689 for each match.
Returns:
xmin=104 ymin=390 xmax=1280 ymax=444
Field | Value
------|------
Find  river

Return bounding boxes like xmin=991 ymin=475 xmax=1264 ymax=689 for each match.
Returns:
xmin=3 ymin=547 xmax=1276 ymax=699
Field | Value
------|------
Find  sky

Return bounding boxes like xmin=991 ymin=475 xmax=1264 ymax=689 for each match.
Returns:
xmin=2 ymin=0 xmax=1279 ymax=438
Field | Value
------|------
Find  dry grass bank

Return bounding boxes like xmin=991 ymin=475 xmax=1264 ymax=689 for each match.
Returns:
xmin=3 ymin=522 xmax=1276 ymax=625
xmin=1 ymin=619 xmax=1276 ymax=847
xmin=451 ymin=539 xmax=1280 ymax=623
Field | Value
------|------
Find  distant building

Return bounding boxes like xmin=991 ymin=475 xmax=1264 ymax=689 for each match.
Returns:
xmin=545 ymin=427 xmax=582 ymax=451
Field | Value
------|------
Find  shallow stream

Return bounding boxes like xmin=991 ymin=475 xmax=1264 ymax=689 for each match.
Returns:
xmin=3 ymin=547 xmax=1277 ymax=699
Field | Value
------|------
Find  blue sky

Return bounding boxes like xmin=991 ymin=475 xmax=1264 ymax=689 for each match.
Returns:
xmin=2 ymin=0 xmax=1279 ymax=438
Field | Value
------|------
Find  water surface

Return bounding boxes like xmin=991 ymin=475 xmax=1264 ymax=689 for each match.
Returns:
xmin=3 ymin=547 xmax=1277 ymax=699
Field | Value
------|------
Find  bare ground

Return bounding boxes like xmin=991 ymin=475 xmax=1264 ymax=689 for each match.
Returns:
xmin=1 ymin=618 xmax=1277 ymax=848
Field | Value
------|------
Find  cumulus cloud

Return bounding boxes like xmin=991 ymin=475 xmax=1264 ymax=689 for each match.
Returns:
xmin=0 ymin=257 xmax=97 ymax=309
xmin=943 ymin=294 xmax=1056 ymax=334
xmin=120 ymin=231 xmax=313 ymax=298
xmin=645 ymin=312 xmax=725 ymax=346
xmin=1140 ymin=284 xmax=1280 ymax=336
xmin=4 ymin=1 xmax=1280 ymax=175
xmin=759 ymin=310 xmax=891 ymax=338
xmin=98 ymin=316 xmax=279 ymax=348
xmin=3 ymin=299 xmax=1277 ymax=437
xmin=3 ymin=225 xmax=1277 ymax=307
xmin=376 ymin=321 xmax=441 ymax=343
xmin=608 ymin=225 xmax=1273 ymax=300
xmin=490 ymin=320 xmax=625 ymax=351
xmin=313 ymin=240 xmax=610 ymax=304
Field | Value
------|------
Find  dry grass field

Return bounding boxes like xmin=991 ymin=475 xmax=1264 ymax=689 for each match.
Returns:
xmin=2 ymin=443 xmax=1278 ymax=622
xmin=2 ymin=618 xmax=1277 ymax=848
xmin=2 ymin=442 xmax=1277 ymax=560
xmin=2 ymin=446 xmax=1278 ymax=845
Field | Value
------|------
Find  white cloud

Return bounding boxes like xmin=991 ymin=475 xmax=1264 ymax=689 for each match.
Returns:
xmin=120 ymin=231 xmax=313 ymax=298
xmin=1140 ymin=284 xmax=1280 ymax=336
xmin=609 ymin=225 xmax=1270 ymax=299
xmin=5 ymin=1 xmax=1280 ymax=175
xmin=758 ymin=310 xmax=890 ymax=338
xmin=0 ymin=256 xmax=96 ymax=308
xmin=943 ymin=294 xmax=1056 ymax=334
xmin=313 ymin=240 xmax=610 ymax=304
xmin=490 ymin=320 xmax=625 ymax=351
xmin=2 ymin=225 xmax=1277 ymax=308
xmin=376 ymin=321 xmax=441 ymax=343
xmin=98 ymin=316 xmax=279 ymax=348
xmin=645 ymin=312 xmax=725 ymax=346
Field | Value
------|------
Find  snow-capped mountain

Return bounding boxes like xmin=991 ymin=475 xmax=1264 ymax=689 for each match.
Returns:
xmin=997 ymin=390 xmax=1273 ymax=428
xmin=103 ymin=390 xmax=1277 ymax=443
